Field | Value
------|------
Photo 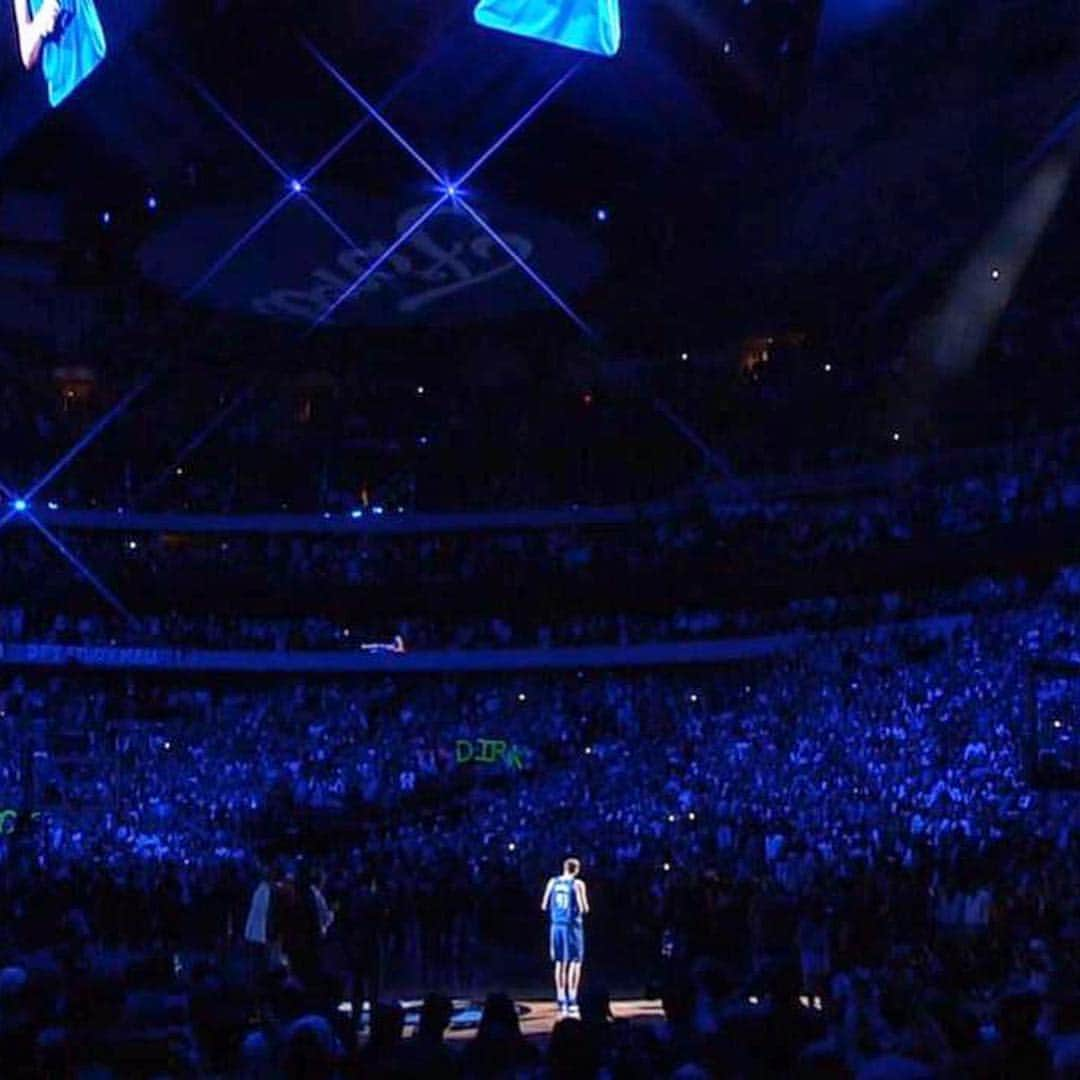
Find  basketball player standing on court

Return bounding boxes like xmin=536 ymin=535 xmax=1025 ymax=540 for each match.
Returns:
xmin=541 ymin=857 xmax=589 ymax=1016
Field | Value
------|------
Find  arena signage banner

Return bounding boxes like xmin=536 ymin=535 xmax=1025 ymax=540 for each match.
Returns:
xmin=139 ymin=193 xmax=604 ymax=327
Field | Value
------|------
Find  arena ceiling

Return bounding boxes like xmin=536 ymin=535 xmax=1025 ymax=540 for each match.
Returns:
xmin=1 ymin=0 xmax=1078 ymax=351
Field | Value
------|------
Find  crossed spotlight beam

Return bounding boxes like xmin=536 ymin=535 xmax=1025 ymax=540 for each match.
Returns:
xmin=183 ymin=80 xmax=365 ymax=299
xmin=184 ymin=47 xmax=464 ymax=300
xmin=0 ymin=378 xmax=151 ymax=623
xmin=185 ymin=40 xmax=590 ymax=334
xmin=306 ymin=45 xmax=592 ymax=335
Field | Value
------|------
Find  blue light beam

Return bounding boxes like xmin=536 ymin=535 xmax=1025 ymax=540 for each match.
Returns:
xmin=0 ymin=480 xmax=21 ymax=531
xmin=457 ymin=197 xmax=592 ymax=335
xmin=310 ymin=56 xmax=591 ymax=336
xmin=300 ymin=193 xmax=361 ymax=250
xmin=305 ymin=43 xmax=444 ymax=185
xmin=186 ymin=84 xmax=364 ymax=298
xmin=24 ymin=512 xmax=136 ymax=624
xmin=138 ymin=382 xmax=261 ymax=505
xmin=193 ymin=80 xmax=292 ymax=184
xmin=25 ymin=376 xmax=152 ymax=502
xmin=453 ymin=62 xmax=582 ymax=189
xmin=184 ymin=189 xmax=297 ymax=299
xmin=300 ymin=118 xmax=371 ymax=186
xmin=310 ymin=194 xmax=451 ymax=329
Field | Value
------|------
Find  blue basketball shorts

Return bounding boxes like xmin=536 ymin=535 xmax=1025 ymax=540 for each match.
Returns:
xmin=549 ymin=923 xmax=584 ymax=964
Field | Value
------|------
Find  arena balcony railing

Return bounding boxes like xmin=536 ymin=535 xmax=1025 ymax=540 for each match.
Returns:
xmin=5 ymin=421 xmax=1080 ymax=538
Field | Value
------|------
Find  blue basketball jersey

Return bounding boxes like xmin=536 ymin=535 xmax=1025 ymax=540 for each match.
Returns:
xmin=474 ymin=0 xmax=621 ymax=58
xmin=548 ymin=875 xmax=580 ymax=925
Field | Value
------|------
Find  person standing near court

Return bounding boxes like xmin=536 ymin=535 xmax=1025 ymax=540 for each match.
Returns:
xmin=541 ymin=857 xmax=589 ymax=1016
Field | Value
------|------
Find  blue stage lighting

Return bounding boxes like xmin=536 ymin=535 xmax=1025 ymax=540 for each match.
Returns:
xmin=457 ymin=199 xmax=593 ymax=335
xmin=185 ymin=80 xmax=361 ymax=299
xmin=0 ymin=374 xmax=150 ymax=625
xmin=308 ymin=52 xmax=591 ymax=334
xmin=25 ymin=513 xmax=134 ymax=622
xmin=453 ymin=62 xmax=581 ymax=190
xmin=595 ymin=207 xmax=608 ymax=222
xmin=147 ymin=195 xmax=158 ymax=211
xmin=101 ymin=211 xmax=111 ymax=226
xmin=311 ymin=194 xmax=450 ymax=328
xmin=310 ymin=47 xmax=442 ymax=184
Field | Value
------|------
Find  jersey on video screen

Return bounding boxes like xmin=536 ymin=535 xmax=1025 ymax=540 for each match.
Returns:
xmin=30 ymin=0 xmax=106 ymax=107
xmin=474 ymin=0 xmax=620 ymax=58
